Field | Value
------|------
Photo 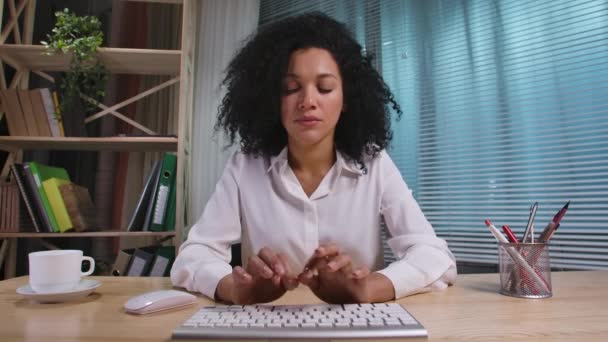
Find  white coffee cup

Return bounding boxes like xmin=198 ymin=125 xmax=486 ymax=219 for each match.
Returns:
xmin=28 ymin=250 xmax=95 ymax=294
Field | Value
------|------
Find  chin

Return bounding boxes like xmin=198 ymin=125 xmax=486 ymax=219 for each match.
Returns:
xmin=290 ymin=134 xmax=331 ymax=147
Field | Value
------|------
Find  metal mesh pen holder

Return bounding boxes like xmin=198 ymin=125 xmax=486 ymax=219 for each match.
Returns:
xmin=498 ymin=242 xmax=552 ymax=299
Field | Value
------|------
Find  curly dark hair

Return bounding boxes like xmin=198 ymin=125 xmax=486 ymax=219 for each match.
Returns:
xmin=215 ymin=12 xmax=402 ymax=165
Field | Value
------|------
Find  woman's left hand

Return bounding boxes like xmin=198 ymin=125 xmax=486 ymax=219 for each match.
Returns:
xmin=298 ymin=243 xmax=372 ymax=304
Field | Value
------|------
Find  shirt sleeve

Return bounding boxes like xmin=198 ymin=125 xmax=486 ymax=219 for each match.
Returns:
xmin=170 ymin=152 xmax=242 ymax=299
xmin=376 ymin=152 xmax=457 ymax=299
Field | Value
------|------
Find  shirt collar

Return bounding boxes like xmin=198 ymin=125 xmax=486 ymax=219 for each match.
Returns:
xmin=266 ymin=146 xmax=366 ymax=176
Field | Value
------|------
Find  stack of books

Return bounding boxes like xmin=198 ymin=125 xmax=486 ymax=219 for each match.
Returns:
xmin=8 ymin=162 xmax=97 ymax=233
xmin=0 ymin=88 xmax=64 ymax=137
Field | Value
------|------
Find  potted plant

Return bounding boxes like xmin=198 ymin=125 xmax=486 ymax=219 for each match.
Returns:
xmin=42 ymin=9 xmax=108 ymax=136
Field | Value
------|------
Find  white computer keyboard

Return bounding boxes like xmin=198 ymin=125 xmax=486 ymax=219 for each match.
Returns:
xmin=172 ymin=303 xmax=427 ymax=340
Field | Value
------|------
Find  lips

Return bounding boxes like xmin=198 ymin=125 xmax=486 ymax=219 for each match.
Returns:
xmin=295 ymin=115 xmax=321 ymax=123
xmin=294 ymin=116 xmax=321 ymax=127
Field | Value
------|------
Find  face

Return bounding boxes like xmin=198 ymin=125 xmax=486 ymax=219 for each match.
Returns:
xmin=281 ymin=48 xmax=344 ymax=149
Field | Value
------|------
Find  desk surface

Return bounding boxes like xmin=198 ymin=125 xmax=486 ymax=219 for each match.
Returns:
xmin=1 ymin=271 xmax=607 ymax=341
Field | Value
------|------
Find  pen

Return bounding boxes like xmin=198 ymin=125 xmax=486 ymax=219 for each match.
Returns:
xmin=485 ymin=219 xmax=551 ymax=293
xmin=501 ymin=224 xmax=521 ymax=292
xmin=502 ymin=225 xmax=519 ymax=243
xmin=485 ymin=219 xmax=507 ymax=243
xmin=522 ymin=202 xmax=538 ymax=243
xmin=539 ymin=201 xmax=570 ymax=242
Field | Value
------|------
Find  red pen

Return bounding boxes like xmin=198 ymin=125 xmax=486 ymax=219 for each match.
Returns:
xmin=502 ymin=225 xmax=519 ymax=243
xmin=539 ymin=201 xmax=570 ymax=242
xmin=553 ymin=201 xmax=570 ymax=225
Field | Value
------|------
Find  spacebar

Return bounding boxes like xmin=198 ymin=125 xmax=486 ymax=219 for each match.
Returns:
xmin=172 ymin=325 xmax=427 ymax=341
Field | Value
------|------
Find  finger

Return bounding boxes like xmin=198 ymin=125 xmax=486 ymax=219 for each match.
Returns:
xmin=233 ymin=266 xmax=253 ymax=284
xmin=306 ymin=256 xmax=330 ymax=274
xmin=351 ymin=266 xmax=371 ymax=279
xmin=298 ymin=268 xmax=319 ymax=290
xmin=258 ymin=247 xmax=285 ymax=276
xmin=326 ymin=254 xmax=353 ymax=274
xmin=276 ymin=253 xmax=298 ymax=287
xmin=247 ymin=255 xmax=274 ymax=279
xmin=272 ymin=274 xmax=281 ymax=287
xmin=275 ymin=253 xmax=292 ymax=277
xmin=315 ymin=243 xmax=341 ymax=258
xmin=281 ymin=274 xmax=299 ymax=290
xmin=304 ymin=243 xmax=341 ymax=270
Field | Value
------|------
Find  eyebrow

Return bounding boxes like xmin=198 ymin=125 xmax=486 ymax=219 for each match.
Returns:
xmin=284 ymin=73 xmax=338 ymax=80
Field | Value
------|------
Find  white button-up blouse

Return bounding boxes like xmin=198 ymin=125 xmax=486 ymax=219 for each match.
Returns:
xmin=171 ymin=148 xmax=457 ymax=300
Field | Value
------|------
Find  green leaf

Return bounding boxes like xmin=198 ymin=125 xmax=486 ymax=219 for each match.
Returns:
xmin=42 ymin=8 xmax=108 ymax=116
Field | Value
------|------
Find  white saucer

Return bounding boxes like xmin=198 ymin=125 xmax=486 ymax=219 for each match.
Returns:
xmin=17 ymin=279 xmax=102 ymax=303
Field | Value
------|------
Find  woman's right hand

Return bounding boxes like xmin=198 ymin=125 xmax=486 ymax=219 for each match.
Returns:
xmin=216 ymin=247 xmax=299 ymax=304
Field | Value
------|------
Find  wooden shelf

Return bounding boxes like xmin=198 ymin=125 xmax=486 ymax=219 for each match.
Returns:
xmin=0 ymin=45 xmax=181 ymax=75
xmin=0 ymin=231 xmax=176 ymax=238
xmin=0 ymin=136 xmax=178 ymax=152
xmin=121 ymin=0 xmax=183 ymax=3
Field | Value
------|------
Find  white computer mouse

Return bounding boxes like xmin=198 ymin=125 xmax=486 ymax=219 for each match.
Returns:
xmin=124 ymin=289 xmax=197 ymax=315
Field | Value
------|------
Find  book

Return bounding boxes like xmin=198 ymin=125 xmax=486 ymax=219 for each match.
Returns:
xmin=42 ymin=178 xmax=73 ymax=232
xmin=36 ymin=88 xmax=62 ymax=137
xmin=149 ymin=153 xmax=177 ymax=231
xmin=51 ymin=90 xmax=65 ymax=137
xmin=126 ymin=248 xmax=155 ymax=276
xmin=16 ymin=89 xmax=40 ymax=136
xmin=0 ymin=177 xmax=19 ymax=232
xmin=127 ymin=160 xmax=161 ymax=232
xmin=59 ymin=183 xmax=97 ymax=232
xmin=0 ymin=89 xmax=29 ymax=135
xmin=27 ymin=162 xmax=70 ymax=233
xmin=147 ymin=246 xmax=175 ymax=277
xmin=28 ymin=89 xmax=53 ymax=136
xmin=9 ymin=164 xmax=42 ymax=232
xmin=22 ymin=164 xmax=54 ymax=232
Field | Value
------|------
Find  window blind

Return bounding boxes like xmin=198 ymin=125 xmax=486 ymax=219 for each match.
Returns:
xmin=259 ymin=0 xmax=608 ymax=269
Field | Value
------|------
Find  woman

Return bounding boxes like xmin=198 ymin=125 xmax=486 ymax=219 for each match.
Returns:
xmin=171 ymin=12 xmax=456 ymax=304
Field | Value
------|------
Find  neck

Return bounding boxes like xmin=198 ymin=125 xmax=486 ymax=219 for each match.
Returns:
xmin=287 ymin=140 xmax=336 ymax=175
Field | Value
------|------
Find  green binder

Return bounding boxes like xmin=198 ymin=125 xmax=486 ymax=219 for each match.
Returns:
xmin=28 ymin=162 xmax=70 ymax=232
xmin=149 ymin=153 xmax=177 ymax=231
xmin=163 ymin=174 xmax=177 ymax=231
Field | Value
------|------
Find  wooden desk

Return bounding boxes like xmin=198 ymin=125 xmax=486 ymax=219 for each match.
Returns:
xmin=1 ymin=271 xmax=607 ymax=341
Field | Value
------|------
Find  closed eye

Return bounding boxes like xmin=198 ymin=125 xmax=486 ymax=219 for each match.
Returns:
xmin=283 ymin=86 xmax=300 ymax=95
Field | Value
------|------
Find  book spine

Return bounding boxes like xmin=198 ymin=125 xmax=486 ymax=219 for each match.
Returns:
xmin=9 ymin=164 xmax=41 ymax=232
xmin=42 ymin=178 xmax=73 ymax=232
xmin=22 ymin=165 xmax=54 ymax=232
xmin=16 ymin=90 xmax=40 ymax=136
xmin=51 ymin=91 xmax=65 ymax=137
xmin=29 ymin=89 xmax=53 ymax=136
xmin=27 ymin=163 xmax=60 ymax=232
xmin=39 ymin=89 xmax=62 ymax=137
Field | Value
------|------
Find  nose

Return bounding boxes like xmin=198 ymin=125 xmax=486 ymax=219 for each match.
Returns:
xmin=297 ymin=86 xmax=317 ymax=110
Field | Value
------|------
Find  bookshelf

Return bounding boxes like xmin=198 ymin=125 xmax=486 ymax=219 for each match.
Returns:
xmin=0 ymin=136 xmax=178 ymax=152
xmin=0 ymin=0 xmax=198 ymax=278
xmin=0 ymin=231 xmax=176 ymax=238
xmin=0 ymin=45 xmax=181 ymax=75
